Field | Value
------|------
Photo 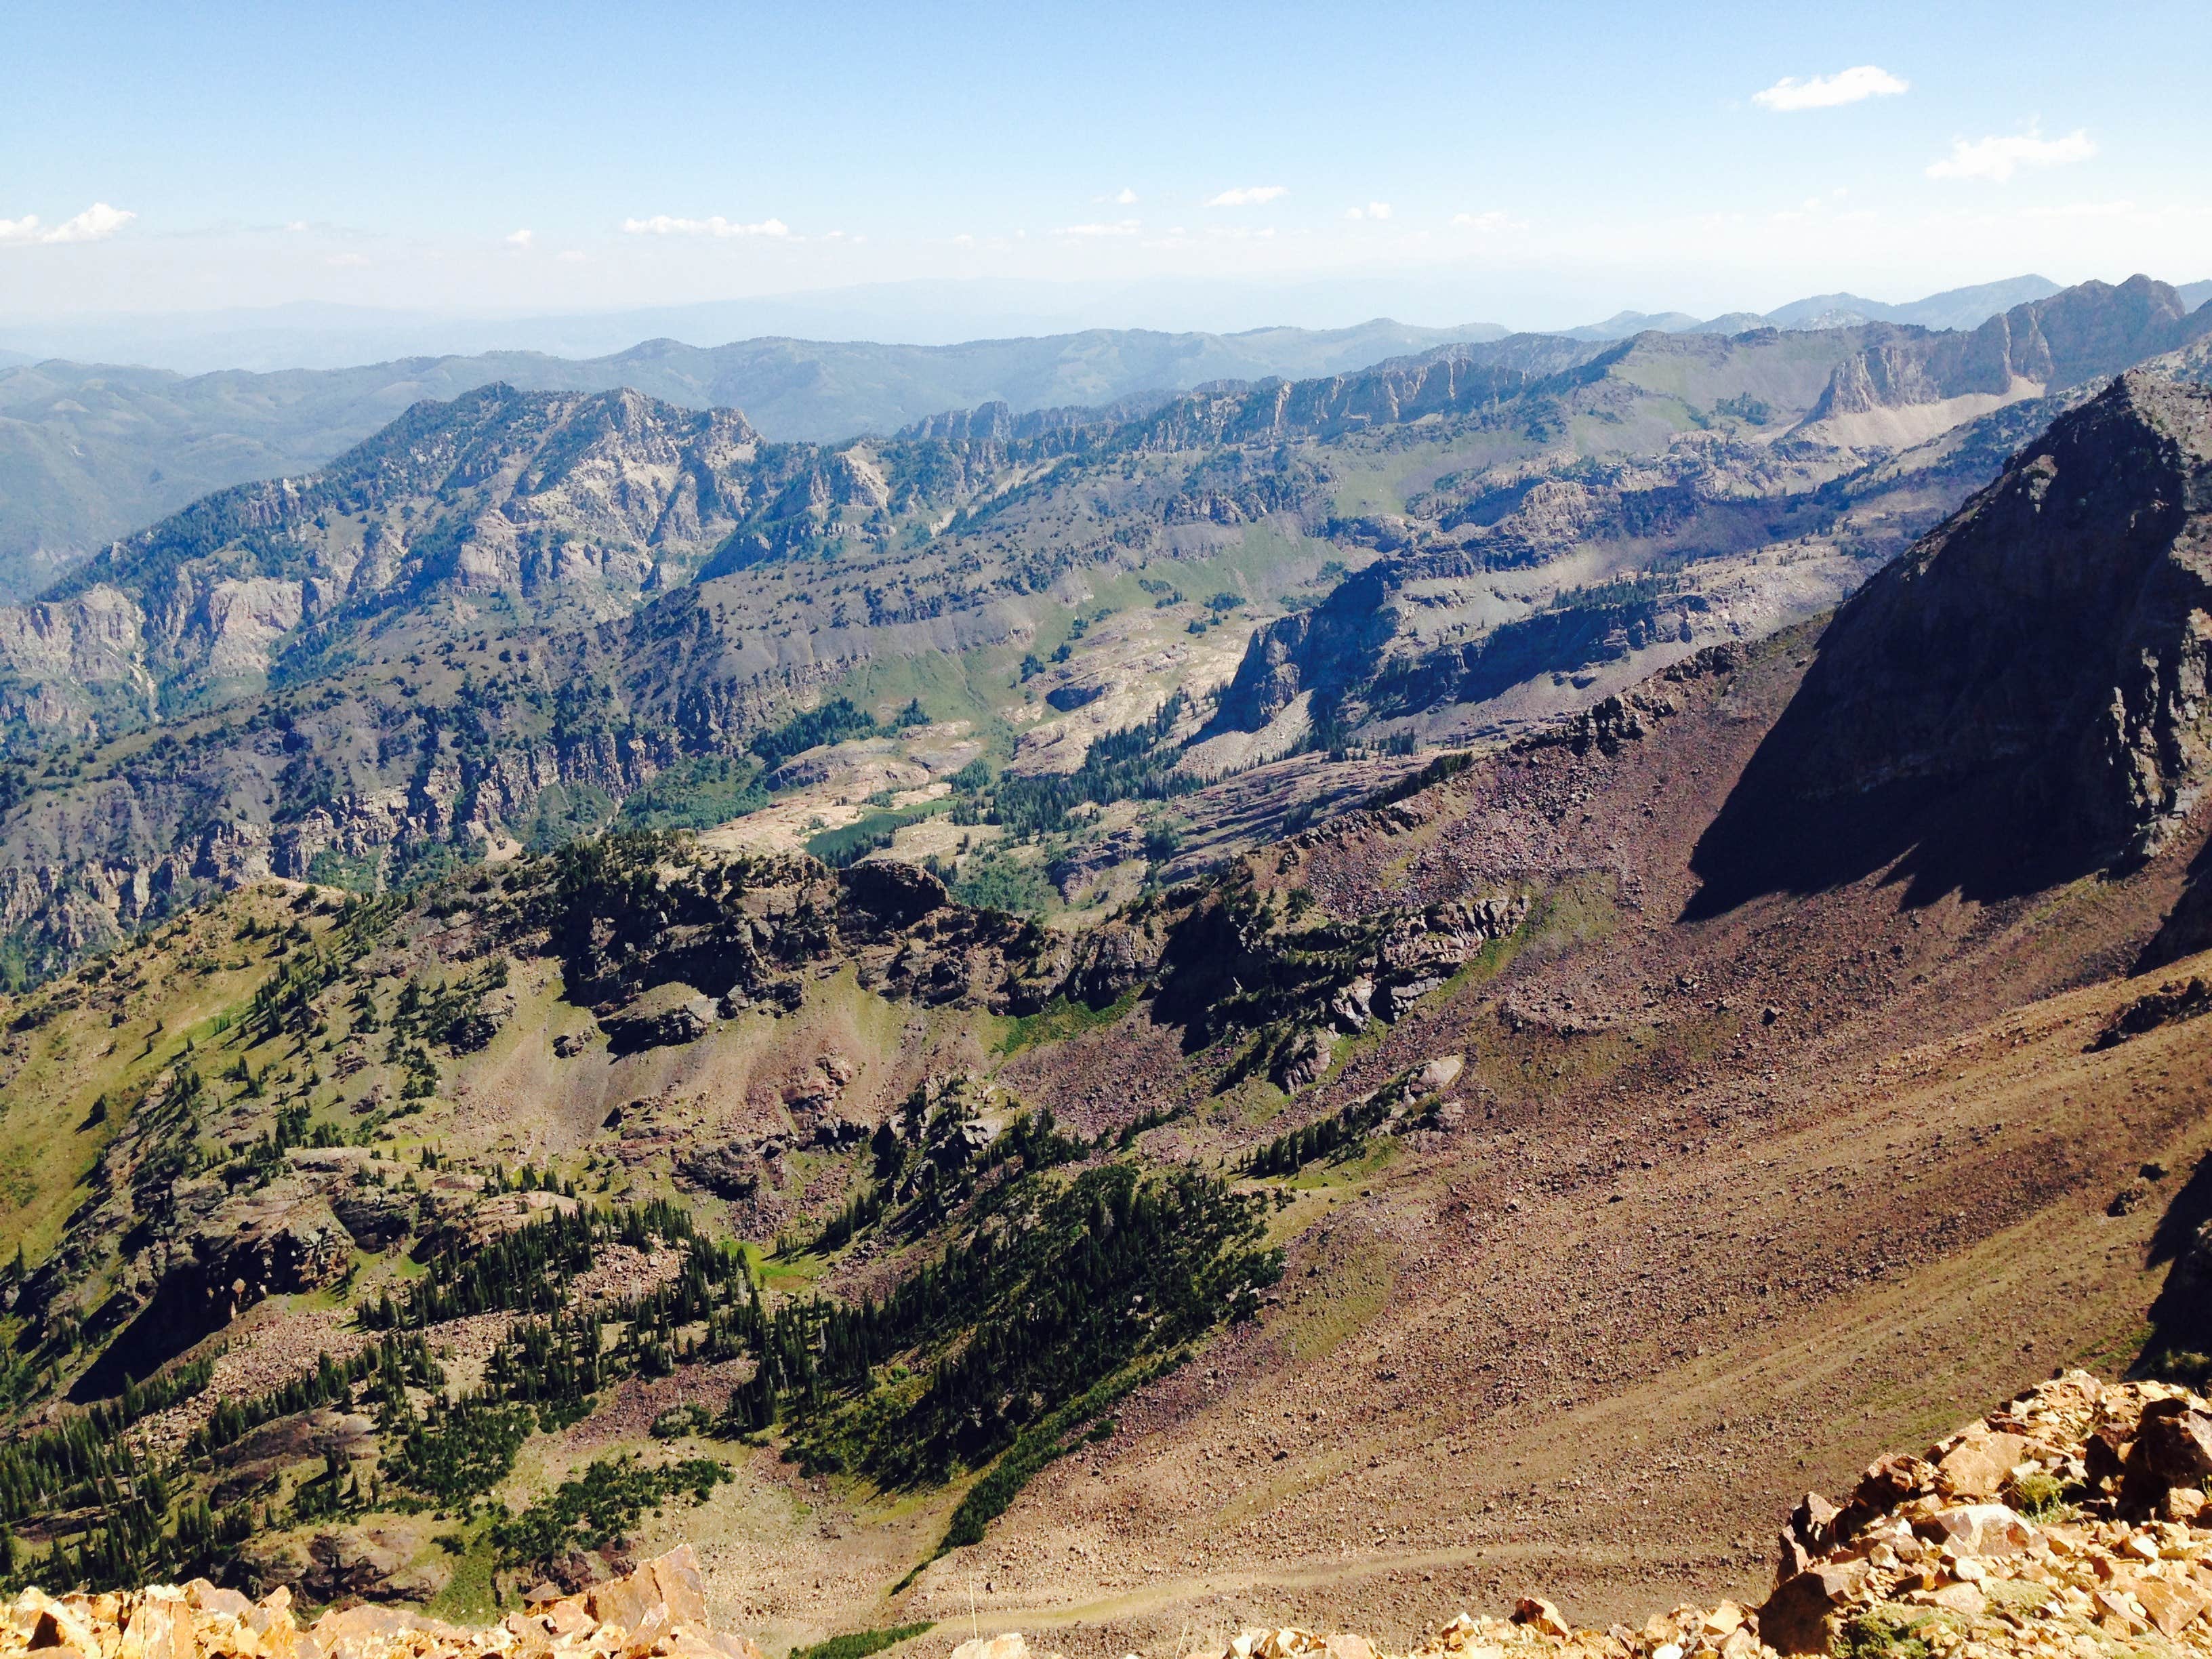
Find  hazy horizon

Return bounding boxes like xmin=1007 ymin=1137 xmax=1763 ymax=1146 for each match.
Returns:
xmin=7 ymin=0 xmax=2212 ymax=357
xmin=11 ymin=269 xmax=2209 ymax=379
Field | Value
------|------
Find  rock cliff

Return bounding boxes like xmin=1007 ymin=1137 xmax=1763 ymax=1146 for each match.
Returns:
xmin=1694 ymin=371 xmax=2212 ymax=909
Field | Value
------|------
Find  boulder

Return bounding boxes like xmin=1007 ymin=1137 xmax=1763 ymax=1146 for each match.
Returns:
xmin=1786 ymin=1490 xmax=1841 ymax=1556
xmin=1271 ymin=1028 xmax=1334 ymax=1092
xmin=1758 ymin=1560 xmax=1868 ymax=1654
xmin=1511 ymin=1599 xmax=1572 ymax=1639
xmin=1936 ymin=1429 xmax=2030 ymax=1499
xmin=2133 ymin=1575 xmax=2211 ymax=1637
xmin=1417 ymin=1054 xmax=1465 ymax=1092
xmin=2135 ymin=1399 xmax=2212 ymax=1488
xmin=950 ymin=1637 xmax=1032 ymax=1659
xmin=1328 ymin=977 xmax=1376 ymax=1033
xmin=1912 ymin=1503 xmax=2038 ymax=1557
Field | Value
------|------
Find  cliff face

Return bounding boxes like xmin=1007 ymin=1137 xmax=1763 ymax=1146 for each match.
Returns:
xmin=1693 ymin=372 xmax=2212 ymax=909
xmin=0 ymin=387 xmax=777 ymax=740
xmin=1799 ymin=276 xmax=2212 ymax=438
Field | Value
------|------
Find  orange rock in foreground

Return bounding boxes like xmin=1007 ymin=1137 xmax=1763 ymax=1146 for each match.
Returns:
xmin=1 ymin=1547 xmax=762 ymax=1659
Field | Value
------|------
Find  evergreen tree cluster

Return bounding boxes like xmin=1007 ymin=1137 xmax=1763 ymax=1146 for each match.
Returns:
xmin=1243 ymin=1097 xmax=1393 ymax=1178
xmin=220 ymin=1099 xmax=346 ymax=1191
xmin=187 ymin=1336 xmax=442 ymax=1458
xmin=970 ymin=693 xmax=1195 ymax=840
xmin=390 ymin=958 xmax=510 ymax=1056
xmin=488 ymin=1454 xmax=729 ymax=1574
xmin=774 ymin=1162 xmax=1280 ymax=1488
xmin=359 ymin=1198 xmax=696 ymax=1330
xmin=747 ymin=697 xmax=926 ymax=773
xmin=0 ymin=1352 xmax=258 ymax=1595
xmin=386 ymin=1396 xmax=533 ymax=1504
xmin=86 ymin=1355 xmax=215 ymax=1438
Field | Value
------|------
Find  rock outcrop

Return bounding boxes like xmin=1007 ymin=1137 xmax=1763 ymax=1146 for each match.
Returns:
xmin=1797 ymin=275 xmax=2212 ymax=444
xmin=0 ymin=1547 xmax=760 ymax=1659
xmin=1178 ymin=1373 xmax=2212 ymax=1659
xmin=1694 ymin=372 xmax=2212 ymax=908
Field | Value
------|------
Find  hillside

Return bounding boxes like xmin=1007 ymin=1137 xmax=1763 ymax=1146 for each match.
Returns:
xmin=0 ymin=374 xmax=2210 ymax=1654
xmin=16 ymin=1372 xmax=2212 ymax=1659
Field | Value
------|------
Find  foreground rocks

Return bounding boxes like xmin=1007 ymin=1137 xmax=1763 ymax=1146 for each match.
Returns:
xmin=1194 ymin=1373 xmax=2212 ymax=1659
xmin=0 ymin=1547 xmax=761 ymax=1659
xmin=19 ymin=1378 xmax=2212 ymax=1659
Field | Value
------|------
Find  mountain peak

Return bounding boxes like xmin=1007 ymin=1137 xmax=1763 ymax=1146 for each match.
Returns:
xmin=1694 ymin=370 xmax=2212 ymax=909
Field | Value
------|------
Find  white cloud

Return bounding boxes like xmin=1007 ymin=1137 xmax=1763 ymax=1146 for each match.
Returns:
xmin=1205 ymin=184 xmax=1288 ymax=207
xmin=45 ymin=202 xmax=135 ymax=243
xmin=505 ymin=228 xmax=533 ymax=249
xmin=0 ymin=201 xmax=136 ymax=246
xmin=1752 ymin=65 xmax=1908 ymax=111
xmin=285 ymin=220 xmax=310 ymax=233
xmin=621 ymin=213 xmax=791 ymax=238
xmin=1927 ymin=127 xmax=2095 ymax=183
xmin=557 ymin=249 xmax=589 ymax=263
xmin=1452 ymin=209 xmax=1524 ymax=232
xmin=1345 ymin=201 xmax=1393 ymax=221
xmin=325 ymin=251 xmax=369 ymax=268
xmin=1055 ymin=219 xmax=1141 ymax=237
xmin=1092 ymin=186 xmax=1139 ymax=205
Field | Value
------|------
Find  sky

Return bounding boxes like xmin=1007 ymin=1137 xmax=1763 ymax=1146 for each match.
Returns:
xmin=3 ymin=0 xmax=2210 ymax=338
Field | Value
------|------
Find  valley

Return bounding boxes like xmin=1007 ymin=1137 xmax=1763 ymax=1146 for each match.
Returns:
xmin=1 ymin=277 xmax=2211 ymax=1659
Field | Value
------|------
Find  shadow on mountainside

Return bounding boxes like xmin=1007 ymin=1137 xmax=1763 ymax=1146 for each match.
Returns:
xmin=2132 ymin=1147 xmax=2212 ymax=1385
xmin=1679 ymin=651 xmax=2108 ymax=921
xmin=66 ymin=1280 xmax=222 ymax=1404
xmin=2140 ymin=831 xmax=2212 ymax=974
xmin=1687 ymin=371 xmax=2212 ymax=924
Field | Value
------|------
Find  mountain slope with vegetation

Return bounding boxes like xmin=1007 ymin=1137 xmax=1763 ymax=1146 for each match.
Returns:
xmin=2 ymin=375 xmax=2212 ymax=1653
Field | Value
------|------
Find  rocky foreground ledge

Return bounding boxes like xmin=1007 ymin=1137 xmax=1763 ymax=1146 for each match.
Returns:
xmin=14 ymin=1374 xmax=2212 ymax=1659
xmin=0 ymin=1547 xmax=758 ymax=1659
xmin=1197 ymin=1372 xmax=2212 ymax=1659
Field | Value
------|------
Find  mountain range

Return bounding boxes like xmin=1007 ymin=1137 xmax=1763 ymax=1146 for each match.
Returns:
xmin=0 ymin=345 xmax=2209 ymax=1644
xmin=7 ymin=274 xmax=2203 ymax=606
xmin=0 ymin=273 xmax=2205 ymax=996
xmin=0 ymin=319 xmax=1495 ymax=604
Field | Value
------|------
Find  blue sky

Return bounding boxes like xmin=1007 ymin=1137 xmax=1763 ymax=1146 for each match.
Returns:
xmin=3 ymin=0 xmax=2208 ymax=331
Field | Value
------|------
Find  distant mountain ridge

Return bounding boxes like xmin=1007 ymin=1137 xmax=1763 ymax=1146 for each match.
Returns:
xmin=0 ymin=319 xmax=1502 ymax=602
xmin=2 ymin=275 xmax=2206 ymax=609
xmin=1564 ymin=274 xmax=2070 ymax=340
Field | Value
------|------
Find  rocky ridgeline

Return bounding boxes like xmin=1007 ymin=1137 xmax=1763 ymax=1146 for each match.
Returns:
xmin=0 ymin=1547 xmax=761 ymax=1659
